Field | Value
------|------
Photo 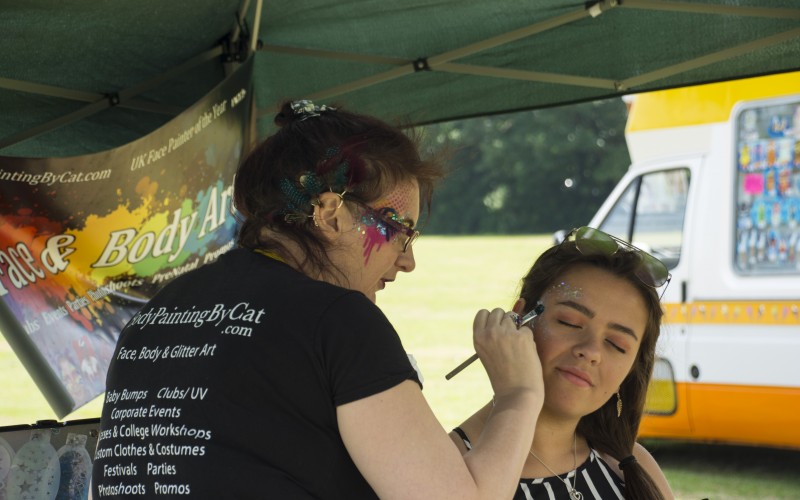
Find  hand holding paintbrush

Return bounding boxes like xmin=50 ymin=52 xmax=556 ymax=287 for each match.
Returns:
xmin=445 ymin=302 xmax=544 ymax=380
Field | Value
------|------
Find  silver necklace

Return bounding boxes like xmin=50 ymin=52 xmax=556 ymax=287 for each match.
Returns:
xmin=528 ymin=433 xmax=583 ymax=500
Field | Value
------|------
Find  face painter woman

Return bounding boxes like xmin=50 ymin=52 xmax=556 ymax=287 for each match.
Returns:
xmin=451 ymin=227 xmax=675 ymax=499
xmin=92 ymin=100 xmax=545 ymax=499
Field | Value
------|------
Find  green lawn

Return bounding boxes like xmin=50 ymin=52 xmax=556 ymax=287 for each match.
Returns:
xmin=379 ymin=234 xmax=551 ymax=430
xmin=3 ymin=235 xmax=799 ymax=499
xmin=0 ymin=345 xmax=104 ymax=425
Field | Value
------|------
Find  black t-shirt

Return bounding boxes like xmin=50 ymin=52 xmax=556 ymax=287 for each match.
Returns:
xmin=91 ymin=248 xmax=420 ymax=499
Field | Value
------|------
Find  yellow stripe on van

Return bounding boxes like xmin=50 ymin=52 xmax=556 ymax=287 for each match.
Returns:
xmin=664 ymin=301 xmax=800 ymax=325
xmin=627 ymin=72 xmax=800 ymax=132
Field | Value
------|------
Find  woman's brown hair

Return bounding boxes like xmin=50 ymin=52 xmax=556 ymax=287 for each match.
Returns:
xmin=517 ymin=241 xmax=666 ymax=500
xmin=234 ymin=100 xmax=445 ymax=278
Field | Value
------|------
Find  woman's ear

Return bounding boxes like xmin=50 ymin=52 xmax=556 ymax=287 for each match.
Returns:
xmin=512 ymin=298 xmax=527 ymax=315
xmin=313 ymin=191 xmax=348 ymax=241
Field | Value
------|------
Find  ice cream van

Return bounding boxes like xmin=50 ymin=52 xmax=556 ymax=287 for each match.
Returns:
xmin=587 ymin=72 xmax=800 ymax=450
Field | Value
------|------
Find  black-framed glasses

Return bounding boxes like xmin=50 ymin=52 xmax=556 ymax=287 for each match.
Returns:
xmin=345 ymin=195 xmax=419 ymax=253
xmin=565 ymin=226 xmax=671 ymax=291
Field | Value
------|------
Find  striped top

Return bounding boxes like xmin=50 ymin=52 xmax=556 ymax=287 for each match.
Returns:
xmin=453 ymin=427 xmax=626 ymax=500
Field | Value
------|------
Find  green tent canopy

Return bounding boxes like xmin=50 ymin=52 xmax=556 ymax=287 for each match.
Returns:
xmin=3 ymin=0 xmax=800 ymax=157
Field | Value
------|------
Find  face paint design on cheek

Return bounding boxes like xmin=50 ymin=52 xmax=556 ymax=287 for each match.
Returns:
xmin=359 ymin=204 xmax=391 ymax=265
xmin=358 ymin=185 xmax=416 ymax=266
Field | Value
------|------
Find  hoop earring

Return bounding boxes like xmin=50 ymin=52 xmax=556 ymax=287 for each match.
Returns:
xmin=616 ymin=390 xmax=622 ymax=418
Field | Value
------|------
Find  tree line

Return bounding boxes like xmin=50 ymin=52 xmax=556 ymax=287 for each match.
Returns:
xmin=420 ymin=98 xmax=631 ymax=235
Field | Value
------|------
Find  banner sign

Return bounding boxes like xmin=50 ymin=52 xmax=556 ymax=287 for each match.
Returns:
xmin=0 ymin=58 xmax=253 ymax=418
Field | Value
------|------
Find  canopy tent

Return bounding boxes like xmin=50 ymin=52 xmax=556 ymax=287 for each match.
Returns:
xmin=2 ymin=0 xmax=800 ymax=158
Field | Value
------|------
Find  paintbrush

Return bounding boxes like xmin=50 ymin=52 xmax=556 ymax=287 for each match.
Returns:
xmin=444 ymin=302 xmax=544 ymax=380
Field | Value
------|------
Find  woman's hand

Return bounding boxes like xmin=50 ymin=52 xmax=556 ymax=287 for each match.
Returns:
xmin=338 ymin=309 xmax=545 ymax=500
xmin=472 ymin=308 xmax=544 ymax=405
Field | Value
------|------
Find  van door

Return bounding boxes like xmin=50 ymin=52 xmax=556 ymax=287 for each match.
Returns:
xmin=590 ymin=164 xmax=694 ymax=436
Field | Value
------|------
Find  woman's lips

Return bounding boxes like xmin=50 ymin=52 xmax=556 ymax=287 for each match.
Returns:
xmin=557 ymin=367 xmax=593 ymax=387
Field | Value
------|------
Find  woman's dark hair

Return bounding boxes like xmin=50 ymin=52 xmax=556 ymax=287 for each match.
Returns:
xmin=234 ymin=100 xmax=445 ymax=277
xmin=517 ymin=241 xmax=666 ymax=500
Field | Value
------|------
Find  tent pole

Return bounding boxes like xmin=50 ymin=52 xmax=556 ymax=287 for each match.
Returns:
xmin=436 ymin=63 xmax=618 ymax=90
xmin=231 ymin=0 xmax=251 ymax=43
xmin=259 ymin=45 xmax=406 ymax=66
xmin=257 ymin=1 xmax=615 ymax=116
xmin=621 ymin=0 xmax=800 ymax=20
xmin=0 ymin=78 xmax=98 ymax=102
xmin=120 ymin=46 xmax=223 ymax=100
xmin=0 ymin=77 xmax=181 ymax=115
xmin=250 ymin=0 xmax=263 ymax=53
xmin=427 ymin=2 xmax=614 ymax=67
xmin=1 ymin=46 xmax=224 ymax=149
xmin=225 ymin=0 xmax=260 ymax=76
xmin=622 ymin=26 xmax=800 ymax=89
xmin=0 ymin=98 xmax=111 ymax=150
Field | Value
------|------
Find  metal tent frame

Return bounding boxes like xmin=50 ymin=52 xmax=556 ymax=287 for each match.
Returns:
xmin=2 ymin=0 xmax=800 ymax=156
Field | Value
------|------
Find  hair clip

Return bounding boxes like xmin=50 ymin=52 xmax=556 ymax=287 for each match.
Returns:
xmin=283 ymin=212 xmax=313 ymax=225
xmin=290 ymin=100 xmax=336 ymax=121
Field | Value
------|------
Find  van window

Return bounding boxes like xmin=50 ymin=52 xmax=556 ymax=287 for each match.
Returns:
xmin=734 ymin=99 xmax=800 ymax=275
xmin=599 ymin=169 xmax=690 ymax=270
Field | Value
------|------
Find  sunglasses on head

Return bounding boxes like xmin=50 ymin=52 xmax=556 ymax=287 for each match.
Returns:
xmin=564 ymin=226 xmax=671 ymax=291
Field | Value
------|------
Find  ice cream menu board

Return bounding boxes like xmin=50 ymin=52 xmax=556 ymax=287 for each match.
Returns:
xmin=735 ymin=97 xmax=800 ymax=274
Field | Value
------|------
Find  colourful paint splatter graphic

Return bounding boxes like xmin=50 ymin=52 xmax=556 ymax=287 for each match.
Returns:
xmin=0 ymin=60 xmax=252 ymax=415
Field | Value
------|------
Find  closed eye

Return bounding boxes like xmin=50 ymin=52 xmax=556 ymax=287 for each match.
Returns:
xmin=606 ymin=339 xmax=626 ymax=354
xmin=558 ymin=320 xmax=580 ymax=328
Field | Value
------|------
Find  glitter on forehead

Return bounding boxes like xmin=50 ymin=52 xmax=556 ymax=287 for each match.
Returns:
xmin=550 ymin=281 xmax=584 ymax=299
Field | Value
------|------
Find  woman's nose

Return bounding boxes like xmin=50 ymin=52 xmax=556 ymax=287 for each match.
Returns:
xmin=396 ymin=245 xmax=416 ymax=273
xmin=573 ymin=334 xmax=602 ymax=364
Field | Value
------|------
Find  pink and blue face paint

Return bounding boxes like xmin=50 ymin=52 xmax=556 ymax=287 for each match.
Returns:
xmin=359 ymin=206 xmax=408 ymax=264
xmin=358 ymin=187 xmax=415 ymax=265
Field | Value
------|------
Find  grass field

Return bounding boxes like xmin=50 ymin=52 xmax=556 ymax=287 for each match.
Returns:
xmin=2 ymin=235 xmax=799 ymax=498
